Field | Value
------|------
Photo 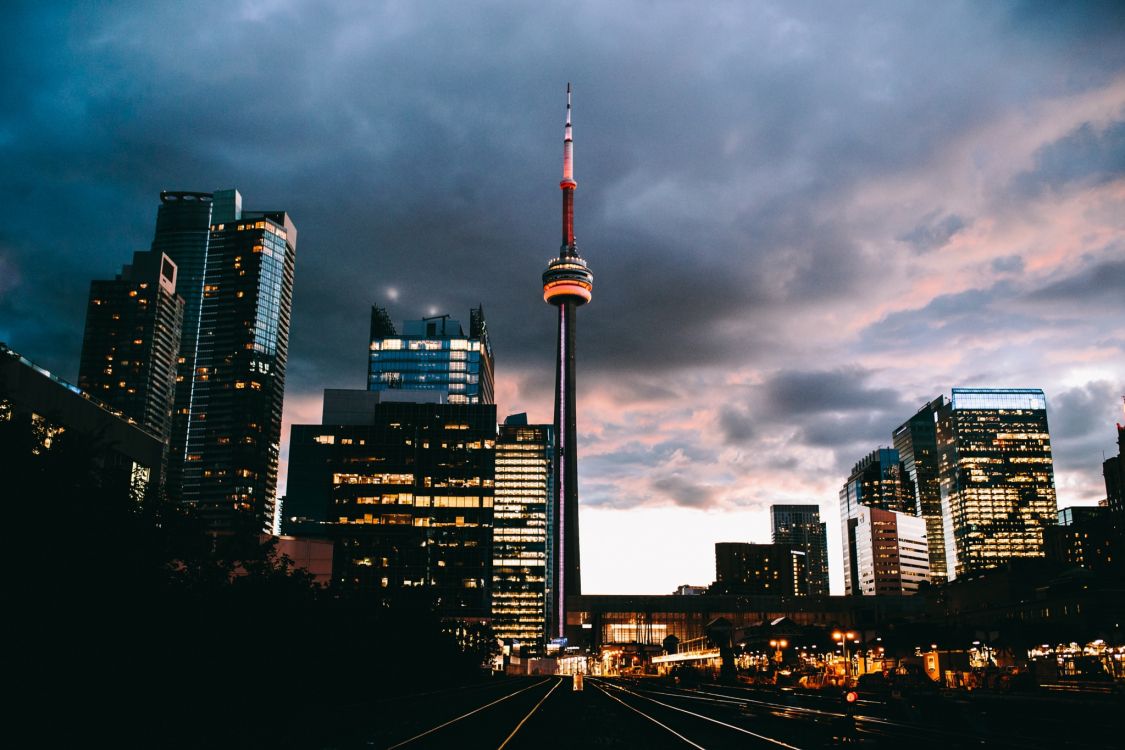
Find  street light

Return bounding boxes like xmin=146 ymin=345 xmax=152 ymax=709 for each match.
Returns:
xmin=832 ymin=630 xmax=856 ymax=683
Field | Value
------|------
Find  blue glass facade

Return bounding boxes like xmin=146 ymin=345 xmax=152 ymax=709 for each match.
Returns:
xmin=366 ymin=307 xmax=494 ymax=405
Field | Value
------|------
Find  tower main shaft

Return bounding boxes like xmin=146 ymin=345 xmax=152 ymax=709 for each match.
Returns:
xmin=542 ymin=84 xmax=593 ymax=641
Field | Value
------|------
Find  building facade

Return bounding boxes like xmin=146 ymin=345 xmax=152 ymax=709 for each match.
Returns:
xmin=78 ymin=250 xmax=184 ymax=447
xmin=367 ymin=307 xmax=494 ymax=405
xmin=181 ymin=190 xmax=297 ymax=533
xmin=892 ymin=397 xmax=948 ymax=583
xmin=770 ymin=504 xmax=829 ymax=596
xmin=839 ymin=447 xmax=914 ymax=595
xmin=853 ymin=506 xmax=930 ymax=595
xmin=284 ymin=396 xmax=497 ymax=620
xmin=1 ymin=344 xmax=164 ymax=498
xmin=1045 ymin=505 xmax=1122 ymax=575
xmin=149 ymin=191 xmax=215 ymax=498
xmin=713 ymin=542 xmax=807 ymax=597
xmin=542 ymin=85 xmax=595 ymax=640
xmin=492 ymin=415 xmax=552 ymax=646
xmin=937 ymin=388 xmax=1058 ymax=579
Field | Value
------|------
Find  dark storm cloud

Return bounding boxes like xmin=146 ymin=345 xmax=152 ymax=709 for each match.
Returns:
xmin=2 ymin=0 xmax=1124 ymax=536
xmin=759 ymin=368 xmax=907 ymax=417
xmin=898 ymin=212 xmax=968 ymax=254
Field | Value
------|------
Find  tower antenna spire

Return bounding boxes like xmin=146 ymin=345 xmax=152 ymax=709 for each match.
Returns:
xmin=561 ymin=83 xmax=577 ymax=254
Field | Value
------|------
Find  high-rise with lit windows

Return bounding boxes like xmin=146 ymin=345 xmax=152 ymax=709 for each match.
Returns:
xmin=839 ymin=447 xmax=914 ymax=595
xmin=367 ymin=306 xmax=494 ymax=405
xmin=892 ymin=397 xmax=948 ymax=583
xmin=542 ymin=84 xmax=594 ymax=640
xmin=78 ymin=250 xmax=183 ymax=447
xmin=853 ymin=506 xmax=930 ymax=595
xmin=148 ymin=191 xmax=215 ymax=499
xmin=492 ymin=415 xmax=553 ymax=646
xmin=181 ymin=190 xmax=297 ymax=533
xmin=712 ymin=542 xmax=807 ymax=596
xmin=770 ymin=505 xmax=829 ymax=596
xmin=283 ymin=393 xmax=496 ymax=619
xmin=937 ymin=388 xmax=1058 ymax=579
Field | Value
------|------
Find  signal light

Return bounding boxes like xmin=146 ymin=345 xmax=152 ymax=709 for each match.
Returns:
xmin=845 ymin=691 xmax=858 ymax=703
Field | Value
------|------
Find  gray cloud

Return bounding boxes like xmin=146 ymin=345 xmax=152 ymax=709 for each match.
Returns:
xmin=898 ymin=212 xmax=968 ymax=253
xmin=1014 ymin=120 xmax=1125 ymax=197
xmin=991 ymin=254 xmax=1025 ymax=274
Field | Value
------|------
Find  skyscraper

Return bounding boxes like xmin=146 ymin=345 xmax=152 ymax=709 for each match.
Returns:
xmin=853 ymin=506 xmax=930 ymax=595
xmin=493 ymin=415 xmax=552 ymax=646
xmin=892 ymin=397 xmax=948 ymax=583
xmin=937 ymin=388 xmax=1058 ymax=579
xmin=839 ymin=447 xmax=914 ymax=595
xmin=542 ymin=84 xmax=594 ymax=639
xmin=181 ymin=190 xmax=297 ymax=533
xmin=78 ymin=250 xmax=183 ymax=446
xmin=367 ymin=306 xmax=494 ymax=404
xmin=149 ymin=191 xmax=215 ymax=498
xmin=770 ymin=504 xmax=829 ymax=596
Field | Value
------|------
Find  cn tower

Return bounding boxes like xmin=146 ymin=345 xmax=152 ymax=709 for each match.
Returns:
xmin=543 ymin=84 xmax=594 ymax=641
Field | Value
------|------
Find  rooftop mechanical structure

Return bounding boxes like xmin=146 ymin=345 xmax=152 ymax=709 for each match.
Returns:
xmin=543 ymin=84 xmax=593 ymax=640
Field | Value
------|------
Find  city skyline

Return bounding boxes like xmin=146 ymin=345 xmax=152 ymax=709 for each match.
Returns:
xmin=2 ymin=3 xmax=1124 ymax=595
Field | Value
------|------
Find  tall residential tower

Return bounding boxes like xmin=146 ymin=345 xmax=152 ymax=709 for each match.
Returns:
xmin=542 ymin=84 xmax=594 ymax=639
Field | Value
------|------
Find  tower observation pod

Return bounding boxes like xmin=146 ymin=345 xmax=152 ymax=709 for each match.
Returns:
xmin=543 ymin=83 xmax=593 ymax=641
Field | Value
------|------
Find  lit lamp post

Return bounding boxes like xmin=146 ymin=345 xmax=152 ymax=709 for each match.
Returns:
xmin=769 ymin=639 xmax=788 ymax=680
xmin=833 ymin=630 xmax=856 ymax=684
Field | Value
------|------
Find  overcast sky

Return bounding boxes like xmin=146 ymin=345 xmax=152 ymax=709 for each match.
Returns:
xmin=2 ymin=1 xmax=1123 ymax=594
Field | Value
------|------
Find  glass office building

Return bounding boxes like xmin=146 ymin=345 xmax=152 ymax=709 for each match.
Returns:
xmin=149 ymin=191 xmax=215 ymax=498
xmin=181 ymin=191 xmax=297 ymax=533
xmin=892 ymin=397 xmax=948 ymax=583
xmin=937 ymin=388 xmax=1057 ymax=579
xmin=492 ymin=416 xmax=553 ymax=646
xmin=839 ymin=447 xmax=914 ymax=595
xmin=367 ymin=306 xmax=494 ymax=405
xmin=284 ymin=397 xmax=497 ymax=620
xmin=770 ymin=504 xmax=829 ymax=596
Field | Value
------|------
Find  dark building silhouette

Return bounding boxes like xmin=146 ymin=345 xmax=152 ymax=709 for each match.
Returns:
xmin=713 ymin=542 xmax=807 ymax=596
xmin=1045 ymin=505 xmax=1122 ymax=575
xmin=367 ymin=306 xmax=494 ymax=404
xmin=839 ymin=447 xmax=914 ymax=595
xmin=181 ymin=190 xmax=297 ymax=534
xmin=149 ymin=191 xmax=215 ymax=498
xmin=1105 ymin=415 xmax=1123 ymax=515
xmin=1 ymin=344 xmax=163 ymax=497
xmin=937 ymin=388 xmax=1057 ymax=579
xmin=284 ymin=392 xmax=496 ymax=620
xmin=892 ymin=397 xmax=947 ymax=582
xmin=770 ymin=504 xmax=829 ymax=596
xmin=542 ymin=85 xmax=594 ymax=640
xmin=493 ymin=415 xmax=553 ymax=646
xmin=78 ymin=250 xmax=183 ymax=448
